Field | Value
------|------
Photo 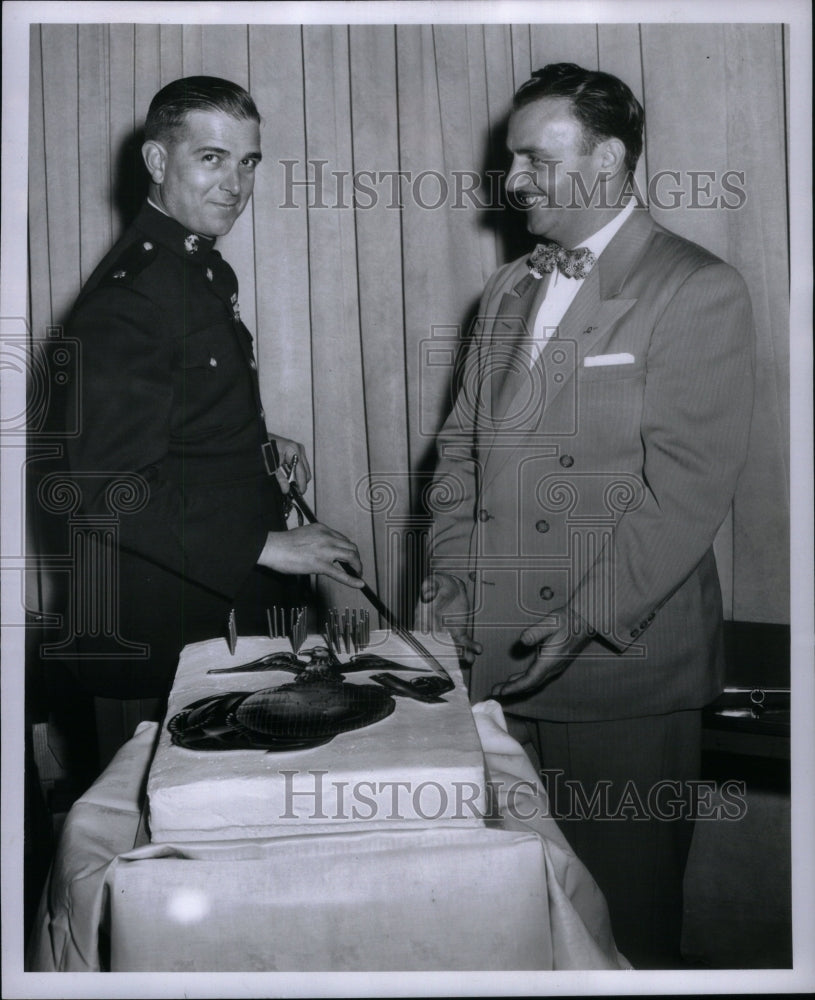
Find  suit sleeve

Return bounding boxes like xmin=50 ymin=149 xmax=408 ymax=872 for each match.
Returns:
xmin=428 ymin=269 xmax=507 ymax=572
xmin=570 ymin=261 xmax=755 ymax=648
xmin=66 ymin=284 xmax=267 ymax=598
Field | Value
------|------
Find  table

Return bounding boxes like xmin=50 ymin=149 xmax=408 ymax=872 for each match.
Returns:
xmin=28 ymin=668 xmax=628 ymax=971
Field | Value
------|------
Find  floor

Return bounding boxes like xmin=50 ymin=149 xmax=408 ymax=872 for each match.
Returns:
xmin=681 ymin=750 xmax=792 ymax=968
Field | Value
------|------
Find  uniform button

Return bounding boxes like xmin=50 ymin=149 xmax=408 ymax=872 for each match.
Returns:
xmin=112 ymin=269 xmax=126 ymax=279
xmin=206 ymin=267 xmax=214 ymax=281
xmin=468 ymin=571 xmax=477 ymax=582
xmin=208 ymin=357 xmax=218 ymax=368
xmin=535 ymin=519 xmax=550 ymax=533
xmin=539 ymin=586 xmax=554 ymax=600
xmin=249 ymin=359 xmax=257 ymax=370
xmin=259 ymin=409 xmax=265 ymax=420
xmin=630 ymin=628 xmax=639 ymax=638
xmin=477 ymin=509 xmax=492 ymax=522
xmin=559 ymin=454 xmax=574 ymax=468
xmin=142 ymin=241 xmax=153 ymax=251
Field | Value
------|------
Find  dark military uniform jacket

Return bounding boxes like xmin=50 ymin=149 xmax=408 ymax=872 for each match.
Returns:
xmin=65 ymin=202 xmax=288 ymax=696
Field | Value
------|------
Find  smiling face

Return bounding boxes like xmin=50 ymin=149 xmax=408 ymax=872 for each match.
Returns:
xmin=142 ymin=109 xmax=262 ymax=237
xmin=506 ymin=96 xmax=619 ymax=248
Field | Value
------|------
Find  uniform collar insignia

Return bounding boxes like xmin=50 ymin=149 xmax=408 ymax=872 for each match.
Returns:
xmin=136 ymin=202 xmax=216 ymax=261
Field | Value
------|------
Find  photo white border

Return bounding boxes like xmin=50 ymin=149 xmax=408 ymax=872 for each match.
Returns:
xmin=2 ymin=1 xmax=812 ymax=997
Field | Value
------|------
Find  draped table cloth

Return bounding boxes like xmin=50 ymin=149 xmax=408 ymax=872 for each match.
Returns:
xmin=28 ymin=698 xmax=628 ymax=972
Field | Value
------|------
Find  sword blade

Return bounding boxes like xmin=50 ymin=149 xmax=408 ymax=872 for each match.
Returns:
xmin=286 ymin=481 xmax=452 ymax=682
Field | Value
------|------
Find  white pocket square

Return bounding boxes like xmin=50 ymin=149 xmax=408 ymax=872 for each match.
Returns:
xmin=583 ymin=352 xmax=635 ymax=367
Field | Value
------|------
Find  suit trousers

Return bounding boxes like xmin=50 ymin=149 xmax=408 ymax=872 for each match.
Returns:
xmin=506 ymin=708 xmax=701 ymax=969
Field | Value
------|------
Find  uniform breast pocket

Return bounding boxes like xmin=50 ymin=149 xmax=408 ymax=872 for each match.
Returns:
xmin=177 ymin=326 xmax=232 ymax=372
xmin=172 ymin=325 xmax=243 ymax=435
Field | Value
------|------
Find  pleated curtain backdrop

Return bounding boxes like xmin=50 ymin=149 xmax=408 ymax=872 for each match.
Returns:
xmin=27 ymin=21 xmax=789 ymax=626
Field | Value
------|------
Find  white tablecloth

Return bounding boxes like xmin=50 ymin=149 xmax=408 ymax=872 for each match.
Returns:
xmin=27 ymin=701 xmax=628 ymax=972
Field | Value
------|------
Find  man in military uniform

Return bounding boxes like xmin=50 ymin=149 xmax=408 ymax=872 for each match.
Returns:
xmin=65 ymin=76 xmax=363 ymax=699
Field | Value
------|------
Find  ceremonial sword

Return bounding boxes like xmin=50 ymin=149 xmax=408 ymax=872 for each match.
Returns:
xmin=282 ymin=456 xmax=453 ymax=688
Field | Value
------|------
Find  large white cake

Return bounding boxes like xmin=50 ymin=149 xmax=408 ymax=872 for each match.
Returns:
xmin=147 ymin=630 xmax=488 ymax=842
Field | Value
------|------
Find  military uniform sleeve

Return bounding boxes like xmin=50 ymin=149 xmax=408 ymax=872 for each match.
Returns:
xmin=66 ymin=283 xmax=268 ymax=599
xmin=570 ymin=261 xmax=755 ymax=648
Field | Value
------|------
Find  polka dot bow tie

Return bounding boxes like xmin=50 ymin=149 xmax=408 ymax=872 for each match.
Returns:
xmin=527 ymin=241 xmax=597 ymax=280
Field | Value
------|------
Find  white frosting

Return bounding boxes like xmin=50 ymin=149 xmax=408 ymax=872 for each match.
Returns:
xmin=147 ymin=631 xmax=487 ymax=842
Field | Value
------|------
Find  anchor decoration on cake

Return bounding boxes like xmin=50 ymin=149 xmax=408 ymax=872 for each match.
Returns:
xmin=169 ymin=644 xmax=453 ymax=752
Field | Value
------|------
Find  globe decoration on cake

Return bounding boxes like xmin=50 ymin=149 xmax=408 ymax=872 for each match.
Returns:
xmin=168 ymin=645 xmax=452 ymax=751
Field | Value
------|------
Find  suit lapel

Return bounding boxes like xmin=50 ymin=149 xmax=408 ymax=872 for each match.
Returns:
xmin=480 ymin=209 xmax=656 ymax=488
xmin=489 ymin=270 xmax=551 ymax=420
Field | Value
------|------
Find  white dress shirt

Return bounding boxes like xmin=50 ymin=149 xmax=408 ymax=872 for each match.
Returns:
xmin=529 ymin=200 xmax=636 ymax=365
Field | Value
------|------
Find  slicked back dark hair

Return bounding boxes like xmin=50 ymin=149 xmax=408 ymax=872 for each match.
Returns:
xmin=144 ymin=76 xmax=260 ymax=144
xmin=513 ymin=63 xmax=644 ymax=175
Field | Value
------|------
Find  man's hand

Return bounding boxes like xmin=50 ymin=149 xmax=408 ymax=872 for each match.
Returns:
xmin=269 ymin=434 xmax=311 ymax=494
xmin=491 ymin=607 xmax=592 ymax=700
xmin=418 ymin=573 xmax=482 ymax=664
xmin=258 ymin=524 xmax=364 ymax=589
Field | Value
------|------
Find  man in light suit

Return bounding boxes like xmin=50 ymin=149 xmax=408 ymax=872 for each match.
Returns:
xmin=422 ymin=64 xmax=754 ymax=966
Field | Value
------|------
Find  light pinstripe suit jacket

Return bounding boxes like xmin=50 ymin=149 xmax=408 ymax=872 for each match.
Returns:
xmin=429 ymin=208 xmax=755 ymax=721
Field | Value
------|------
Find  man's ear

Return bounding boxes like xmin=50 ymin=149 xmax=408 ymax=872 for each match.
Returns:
xmin=142 ymin=140 xmax=168 ymax=184
xmin=597 ymin=137 xmax=627 ymax=180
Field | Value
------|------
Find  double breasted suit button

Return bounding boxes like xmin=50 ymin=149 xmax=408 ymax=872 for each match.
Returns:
xmin=477 ymin=509 xmax=492 ymax=522
xmin=539 ymin=586 xmax=554 ymax=600
xmin=535 ymin=519 xmax=550 ymax=533
xmin=630 ymin=628 xmax=639 ymax=638
xmin=559 ymin=454 xmax=574 ymax=468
